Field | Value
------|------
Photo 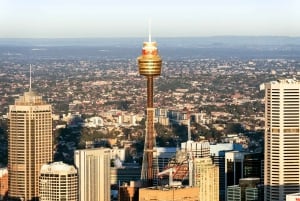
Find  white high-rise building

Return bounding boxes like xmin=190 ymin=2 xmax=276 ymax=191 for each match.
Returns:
xmin=8 ymin=89 xmax=52 ymax=201
xmin=74 ymin=148 xmax=111 ymax=201
xmin=39 ymin=162 xmax=78 ymax=201
xmin=264 ymin=79 xmax=300 ymax=201
xmin=181 ymin=140 xmax=210 ymax=158
xmin=193 ymin=157 xmax=219 ymax=201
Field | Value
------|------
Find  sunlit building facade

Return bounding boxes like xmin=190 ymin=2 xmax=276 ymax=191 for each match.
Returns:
xmin=74 ymin=148 xmax=111 ymax=201
xmin=8 ymin=90 xmax=52 ymax=201
xmin=139 ymin=186 xmax=199 ymax=201
xmin=0 ymin=168 xmax=8 ymax=201
xmin=193 ymin=157 xmax=219 ymax=201
xmin=39 ymin=162 xmax=78 ymax=201
xmin=264 ymin=79 xmax=300 ymax=201
xmin=181 ymin=140 xmax=210 ymax=158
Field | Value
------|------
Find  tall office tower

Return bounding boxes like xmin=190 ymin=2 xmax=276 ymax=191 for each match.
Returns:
xmin=0 ymin=168 xmax=8 ymax=201
xmin=74 ymin=148 xmax=111 ymax=201
xmin=137 ymin=32 xmax=162 ymax=186
xmin=39 ymin=162 xmax=78 ymax=201
xmin=225 ymin=151 xmax=264 ymax=200
xmin=193 ymin=157 xmax=219 ymax=201
xmin=8 ymin=88 xmax=52 ymax=201
xmin=264 ymin=79 xmax=300 ymax=201
xmin=181 ymin=140 xmax=210 ymax=186
xmin=225 ymin=151 xmax=245 ymax=188
xmin=210 ymin=143 xmax=243 ymax=201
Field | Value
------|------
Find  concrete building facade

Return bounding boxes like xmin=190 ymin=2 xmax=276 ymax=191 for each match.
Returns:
xmin=8 ymin=90 xmax=52 ymax=201
xmin=74 ymin=148 xmax=111 ymax=201
xmin=139 ymin=186 xmax=199 ymax=201
xmin=193 ymin=157 xmax=219 ymax=201
xmin=39 ymin=162 xmax=78 ymax=201
xmin=181 ymin=140 xmax=210 ymax=158
xmin=264 ymin=79 xmax=300 ymax=201
xmin=0 ymin=168 xmax=8 ymax=201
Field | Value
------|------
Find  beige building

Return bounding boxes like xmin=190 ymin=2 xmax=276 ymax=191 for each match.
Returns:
xmin=0 ymin=168 xmax=8 ymax=201
xmin=264 ymin=79 xmax=300 ymax=201
xmin=39 ymin=162 xmax=78 ymax=201
xmin=193 ymin=157 xmax=219 ymax=201
xmin=8 ymin=90 xmax=52 ymax=201
xmin=139 ymin=186 xmax=199 ymax=201
xmin=74 ymin=148 xmax=111 ymax=201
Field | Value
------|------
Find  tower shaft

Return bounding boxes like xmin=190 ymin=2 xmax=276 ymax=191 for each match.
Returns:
xmin=147 ymin=76 xmax=153 ymax=108
xmin=146 ymin=76 xmax=154 ymax=186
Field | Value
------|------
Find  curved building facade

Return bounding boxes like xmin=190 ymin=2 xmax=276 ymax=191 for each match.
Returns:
xmin=39 ymin=162 xmax=78 ymax=201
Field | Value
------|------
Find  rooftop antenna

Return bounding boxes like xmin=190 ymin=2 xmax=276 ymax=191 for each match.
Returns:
xmin=29 ymin=64 xmax=32 ymax=91
xmin=148 ymin=19 xmax=152 ymax=43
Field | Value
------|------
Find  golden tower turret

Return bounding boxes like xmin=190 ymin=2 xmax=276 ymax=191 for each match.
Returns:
xmin=138 ymin=32 xmax=162 ymax=187
xmin=138 ymin=40 xmax=162 ymax=77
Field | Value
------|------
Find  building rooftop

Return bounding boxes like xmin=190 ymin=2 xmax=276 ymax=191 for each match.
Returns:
xmin=0 ymin=167 xmax=8 ymax=177
xmin=270 ymin=78 xmax=299 ymax=84
xmin=40 ymin=161 xmax=77 ymax=175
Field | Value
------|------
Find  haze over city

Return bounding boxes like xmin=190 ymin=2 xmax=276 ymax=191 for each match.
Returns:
xmin=1 ymin=0 xmax=300 ymax=38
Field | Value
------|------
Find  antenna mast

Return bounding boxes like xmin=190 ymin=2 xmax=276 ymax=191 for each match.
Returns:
xmin=29 ymin=64 xmax=32 ymax=91
xmin=148 ymin=19 xmax=152 ymax=42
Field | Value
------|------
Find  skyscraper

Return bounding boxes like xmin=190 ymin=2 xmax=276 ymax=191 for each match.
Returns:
xmin=264 ymin=79 xmax=300 ymax=201
xmin=74 ymin=148 xmax=111 ymax=201
xmin=193 ymin=157 xmax=219 ymax=201
xmin=137 ymin=31 xmax=162 ymax=186
xmin=39 ymin=162 xmax=78 ymax=201
xmin=8 ymin=88 xmax=52 ymax=201
xmin=210 ymin=143 xmax=243 ymax=201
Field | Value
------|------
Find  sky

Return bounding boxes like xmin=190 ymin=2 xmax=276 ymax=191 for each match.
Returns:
xmin=0 ymin=0 xmax=299 ymax=38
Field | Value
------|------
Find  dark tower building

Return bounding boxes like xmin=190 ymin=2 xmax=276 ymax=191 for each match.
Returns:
xmin=138 ymin=34 xmax=162 ymax=187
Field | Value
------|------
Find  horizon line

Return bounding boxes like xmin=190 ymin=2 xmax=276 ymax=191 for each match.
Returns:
xmin=1 ymin=35 xmax=300 ymax=40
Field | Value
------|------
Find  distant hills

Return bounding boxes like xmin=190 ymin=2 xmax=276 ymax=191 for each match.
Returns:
xmin=0 ymin=36 xmax=300 ymax=47
xmin=0 ymin=36 xmax=300 ymax=60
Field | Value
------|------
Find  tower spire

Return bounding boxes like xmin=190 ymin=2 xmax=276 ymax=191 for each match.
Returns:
xmin=148 ymin=19 xmax=152 ymax=43
xmin=29 ymin=64 xmax=32 ymax=91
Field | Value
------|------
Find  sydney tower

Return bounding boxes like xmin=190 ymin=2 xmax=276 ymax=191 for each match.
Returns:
xmin=138 ymin=34 xmax=162 ymax=187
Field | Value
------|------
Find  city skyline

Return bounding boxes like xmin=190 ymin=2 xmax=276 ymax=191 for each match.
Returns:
xmin=0 ymin=0 xmax=300 ymax=38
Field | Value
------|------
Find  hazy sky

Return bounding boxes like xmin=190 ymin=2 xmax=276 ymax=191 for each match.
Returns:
xmin=0 ymin=0 xmax=299 ymax=38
